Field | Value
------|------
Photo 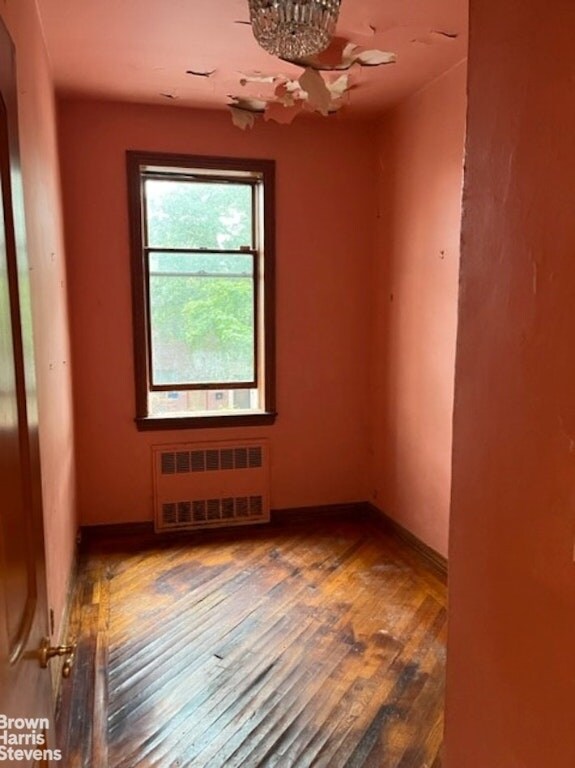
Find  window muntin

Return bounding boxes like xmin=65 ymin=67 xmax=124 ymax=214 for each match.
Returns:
xmin=127 ymin=152 xmax=276 ymax=429
xmin=148 ymin=250 xmax=256 ymax=388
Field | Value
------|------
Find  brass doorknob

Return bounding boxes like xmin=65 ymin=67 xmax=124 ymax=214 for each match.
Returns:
xmin=38 ymin=636 xmax=76 ymax=677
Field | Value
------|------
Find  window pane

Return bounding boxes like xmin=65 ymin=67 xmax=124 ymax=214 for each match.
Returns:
xmin=149 ymin=253 xmax=255 ymax=386
xmin=145 ymin=179 xmax=252 ymax=250
xmin=148 ymin=388 xmax=259 ymax=417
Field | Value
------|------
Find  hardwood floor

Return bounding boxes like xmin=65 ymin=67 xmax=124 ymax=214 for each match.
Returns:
xmin=56 ymin=517 xmax=446 ymax=767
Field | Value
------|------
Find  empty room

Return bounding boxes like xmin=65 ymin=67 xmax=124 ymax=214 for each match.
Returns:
xmin=1 ymin=1 xmax=574 ymax=767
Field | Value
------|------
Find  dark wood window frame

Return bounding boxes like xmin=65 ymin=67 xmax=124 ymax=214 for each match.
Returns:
xmin=127 ymin=151 xmax=277 ymax=431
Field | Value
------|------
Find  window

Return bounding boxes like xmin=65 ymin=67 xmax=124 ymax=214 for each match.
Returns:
xmin=127 ymin=152 xmax=276 ymax=429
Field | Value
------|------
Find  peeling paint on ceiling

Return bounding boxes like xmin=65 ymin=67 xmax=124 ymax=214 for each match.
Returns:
xmin=227 ymin=38 xmax=399 ymax=128
xmin=35 ymin=0 xmax=468 ymax=117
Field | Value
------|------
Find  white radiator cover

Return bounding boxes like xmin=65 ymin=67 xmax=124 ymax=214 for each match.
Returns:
xmin=152 ymin=439 xmax=270 ymax=532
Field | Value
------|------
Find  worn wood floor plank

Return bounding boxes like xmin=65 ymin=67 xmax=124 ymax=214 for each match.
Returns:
xmin=57 ymin=519 xmax=446 ymax=767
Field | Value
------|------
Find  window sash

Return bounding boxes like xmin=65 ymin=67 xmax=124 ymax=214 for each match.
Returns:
xmin=142 ymin=174 xmax=257 ymax=252
xmin=147 ymin=249 xmax=259 ymax=391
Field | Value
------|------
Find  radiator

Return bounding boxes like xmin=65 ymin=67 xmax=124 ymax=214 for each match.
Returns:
xmin=152 ymin=439 xmax=270 ymax=532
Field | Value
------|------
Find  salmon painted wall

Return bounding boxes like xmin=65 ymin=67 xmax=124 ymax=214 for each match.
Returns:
xmin=0 ymin=1 xmax=76 ymax=640
xmin=371 ymin=63 xmax=466 ymax=558
xmin=58 ymin=100 xmax=375 ymax=525
xmin=445 ymin=1 xmax=575 ymax=766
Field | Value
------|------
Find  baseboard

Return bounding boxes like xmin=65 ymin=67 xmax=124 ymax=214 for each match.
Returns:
xmin=367 ymin=504 xmax=448 ymax=582
xmin=78 ymin=502 xmax=447 ymax=583
xmin=51 ymin=539 xmax=80 ymax=704
xmin=79 ymin=502 xmax=372 ymax=544
xmin=271 ymin=502 xmax=372 ymax=525
xmin=79 ymin=521 xmax=155 ymax=541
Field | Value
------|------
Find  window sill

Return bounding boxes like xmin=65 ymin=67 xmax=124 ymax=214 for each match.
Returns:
xmin=135 ymin=411 xmax=277 ymax=431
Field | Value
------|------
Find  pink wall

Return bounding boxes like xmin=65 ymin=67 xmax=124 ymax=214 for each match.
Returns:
xmin=0 ymin=1 xmax=76 ymax=640
xmin=58 ymin=101 xmax=375 ymax=525
xmin=371 ymin=63 xmax=466 ymax=557
xmin=445 ymin=1 xmax=575 ymax=766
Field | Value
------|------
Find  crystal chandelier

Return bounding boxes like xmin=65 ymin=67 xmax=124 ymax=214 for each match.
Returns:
xmin=248 ymin=0 xmax=342 ymax=60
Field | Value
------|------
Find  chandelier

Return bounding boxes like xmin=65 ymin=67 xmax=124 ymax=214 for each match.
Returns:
xmin=248 ymin=0 xmax=342 ymax=60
